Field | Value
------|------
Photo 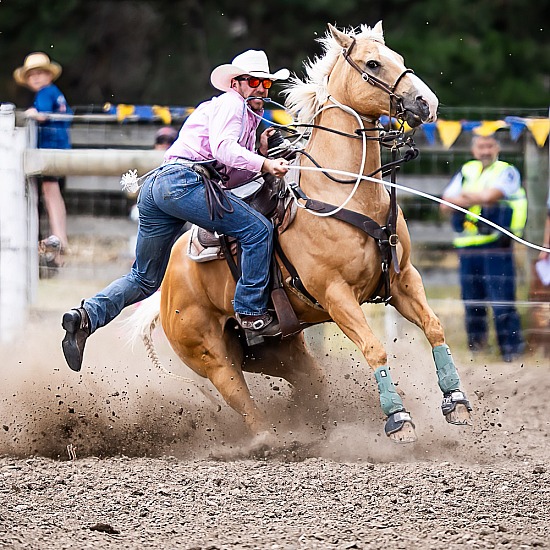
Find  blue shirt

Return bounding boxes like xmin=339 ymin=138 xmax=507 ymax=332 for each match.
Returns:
xmin=34 ymin=84 xmax=72 ymax=149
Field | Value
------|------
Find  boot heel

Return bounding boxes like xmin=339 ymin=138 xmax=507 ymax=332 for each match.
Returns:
xmin=62 ymin=311 xmax=79 ymax=333
xmin=245 ymin=330 xmax=265 ymax=347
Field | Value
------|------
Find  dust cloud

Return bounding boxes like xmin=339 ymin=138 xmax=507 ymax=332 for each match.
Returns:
xmin=1 ymin=307 xmax=548 ymax=464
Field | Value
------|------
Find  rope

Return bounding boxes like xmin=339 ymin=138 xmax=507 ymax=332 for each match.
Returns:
xmin=292 ymin=164 xmax=550 ymax=254
xmin=244 ymin=97 xmax=548 ymax=253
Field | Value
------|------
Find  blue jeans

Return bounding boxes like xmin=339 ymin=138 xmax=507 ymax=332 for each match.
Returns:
xmin=458 ymin=246 xmax=524 ymax=357
xmin=83 ymin=163 xmax=273 ymax=333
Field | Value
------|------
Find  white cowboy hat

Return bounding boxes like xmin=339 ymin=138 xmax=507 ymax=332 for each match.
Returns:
xmin=13 ymin=52 xmax=62 ymax=87
xmin=210 ymin=49 xmax=289 ymax=92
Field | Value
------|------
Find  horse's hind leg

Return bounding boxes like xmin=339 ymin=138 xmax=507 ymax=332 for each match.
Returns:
xmin=323 ymin=286 xmax=417 ymax=443
xmin=390 ymin=264 xmax=472 ymax=426
xmin=163 ymin=308 xmax=275 ymax=439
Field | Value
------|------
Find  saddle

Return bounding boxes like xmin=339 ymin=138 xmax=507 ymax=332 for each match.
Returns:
xmin=186 ymin=130 xmax=401 ymax=339
xmin=187 ymin=155 xmax=303 ymax=338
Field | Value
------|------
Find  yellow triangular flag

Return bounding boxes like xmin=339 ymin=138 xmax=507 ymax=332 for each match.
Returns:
xmin=117 ymin=104 xmax=135 ymax=122
xmin=437 ymin=120 xmax=462 ymax=149
xmin=473 ymin=120 xmax=507 ymax=136
xmin=526 ymin=118 xmax=550 ymax=147
xmin=271 ymin=109 xmax=294 ymax=126
xmin=152 ymin=105 xmax=172 ymax=125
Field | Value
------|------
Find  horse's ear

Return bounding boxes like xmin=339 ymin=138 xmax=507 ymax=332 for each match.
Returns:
xmin=328 ymin=23 xmax=353 ymax=49
xmin=372 ymin=21 xmax=385 ymax=42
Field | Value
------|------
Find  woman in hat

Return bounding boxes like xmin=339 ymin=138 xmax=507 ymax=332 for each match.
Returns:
xmin=62 ymin=49 xmax=291 ymax=372
xmin=14 ymin=52 xmax=72 ymax=268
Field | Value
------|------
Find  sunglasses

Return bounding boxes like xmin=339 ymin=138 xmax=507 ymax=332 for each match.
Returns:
xmin=234 ymin=76 xmax=273 ymax=89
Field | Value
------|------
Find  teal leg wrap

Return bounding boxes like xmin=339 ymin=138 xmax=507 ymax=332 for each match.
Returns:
xmin=374 ymin=366 xmax=404 ymax=416
xmin=433 ymin=344 xmax=461 ymax=393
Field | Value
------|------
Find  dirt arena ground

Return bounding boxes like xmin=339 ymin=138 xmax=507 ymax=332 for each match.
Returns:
xmin=1 ymin=228 xmax=549 ymax=549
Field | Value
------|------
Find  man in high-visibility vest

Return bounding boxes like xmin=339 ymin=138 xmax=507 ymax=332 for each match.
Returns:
xmin=441 ymin=134 xmax=527 ymax=362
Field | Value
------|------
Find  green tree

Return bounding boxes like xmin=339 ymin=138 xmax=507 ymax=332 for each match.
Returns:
xmin=1 ymin=0 xmax=548 ymax=108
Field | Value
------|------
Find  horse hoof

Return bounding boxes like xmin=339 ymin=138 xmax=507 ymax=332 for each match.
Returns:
xmin=445 ymin=403 xmax=473 ymax=426
xmin=442 ymin=391 xmax=473 ymax=426
xmin=388 ymin=421 xmax=417 ymax=444
xmin=247 ymin=430 xmax=278 ymax=456
xmin=384 ymin=411 xmax=417 ymax=444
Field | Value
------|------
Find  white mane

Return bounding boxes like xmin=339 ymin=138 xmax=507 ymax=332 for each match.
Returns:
xmin=283 ymin=24 xmax=385 ymax=124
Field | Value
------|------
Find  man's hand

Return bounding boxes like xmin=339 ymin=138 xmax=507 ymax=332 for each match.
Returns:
xmin=262 ymin=158 xmax=289 ymax=178
xmin=258 ymin=127 xmax=276 ymax=157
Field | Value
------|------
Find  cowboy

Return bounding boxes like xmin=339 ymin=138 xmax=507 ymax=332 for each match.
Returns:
xmin=61 ymin=49 xmax=290 ymax=372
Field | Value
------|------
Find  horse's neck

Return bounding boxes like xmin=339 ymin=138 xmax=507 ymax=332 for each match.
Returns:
xmin=303 ymin=105 xmax=386 ymax=207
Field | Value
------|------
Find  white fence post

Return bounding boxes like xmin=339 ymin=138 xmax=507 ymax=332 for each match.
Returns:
xmin=0 ymin=103 xmax=37 ymax=343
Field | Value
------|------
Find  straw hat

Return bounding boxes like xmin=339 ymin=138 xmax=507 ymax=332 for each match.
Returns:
xmin=210 ymin=49 xmax=289 ymax=92
xmin=13 ymin=52 xmax=62 ymax=87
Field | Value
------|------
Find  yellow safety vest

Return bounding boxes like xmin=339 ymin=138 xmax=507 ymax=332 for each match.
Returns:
xmin=453 ymin=160 xmax=527 ymax=248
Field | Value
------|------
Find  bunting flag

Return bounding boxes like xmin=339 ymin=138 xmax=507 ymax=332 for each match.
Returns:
xmin=271 ymin=109 xmax=294 ymax=126
xmin=437 ymin=120 xmax=463 ymax=149
xmin=100 ymin=103 xmax=550 ymax=148
xmin=504 ymin=116 xmax=526 ymax=142
xmin=473 ymin=120 xmax=507 ymax=136
xmin=152 ymin=105 xmax=172 ymax=125
xmin=525 ymin=118 xmax=550 ymax=147
xmin=116 ymin=104 xmax=135 ymax=122
xmin=133 ymin=105 xmax=154 ymax=120
xmin=103 ymin=102 xmax=116 ymax=115
xmin=422 ymin=122 xmax=437 ymax=145
xmin=460 ymin=120 xmax=482 ymax=132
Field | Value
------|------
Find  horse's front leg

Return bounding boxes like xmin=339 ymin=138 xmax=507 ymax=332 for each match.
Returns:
xmin=324 ymin=286 xmax=417 ymax=443
xmin=390 ymin=263 xmax=472 ymax=426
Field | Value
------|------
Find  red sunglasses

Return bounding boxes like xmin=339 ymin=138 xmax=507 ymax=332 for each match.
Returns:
xmin=234 ymin=76 xmax=273 ymax=89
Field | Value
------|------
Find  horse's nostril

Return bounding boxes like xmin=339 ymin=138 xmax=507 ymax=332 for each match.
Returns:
xmin=416 ymin=97 xmax=430 ymax=118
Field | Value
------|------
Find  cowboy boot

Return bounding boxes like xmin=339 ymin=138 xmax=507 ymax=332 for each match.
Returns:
xmin=235 ymin=312 xmax=281 ymax=346
xmin=61 ymin=306 xmax=90 ymax=372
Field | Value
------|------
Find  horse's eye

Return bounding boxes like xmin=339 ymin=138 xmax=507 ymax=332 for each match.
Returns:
xmin=366 ymin=60 xmax=379 ymax=70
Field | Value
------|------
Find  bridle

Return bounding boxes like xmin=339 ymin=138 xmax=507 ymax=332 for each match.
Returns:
xmin=342 ymin=37 xmax=414 ymax=118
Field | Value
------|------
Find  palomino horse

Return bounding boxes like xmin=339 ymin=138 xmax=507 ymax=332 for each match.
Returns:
xmin=136 ymin=22 xmax=472 ymax=444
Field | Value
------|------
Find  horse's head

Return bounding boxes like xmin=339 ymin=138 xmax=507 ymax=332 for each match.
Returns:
xmin=328 ymin=23 xmax=438 ymax=127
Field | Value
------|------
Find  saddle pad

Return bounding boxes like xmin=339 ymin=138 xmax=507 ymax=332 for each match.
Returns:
xmin=228 ymin=177 xmax=264 ymax=199
xmin=284 ymin=157 xmax=301 ymax=191
xmin=187 ymin=225 xmax=223 ymax=263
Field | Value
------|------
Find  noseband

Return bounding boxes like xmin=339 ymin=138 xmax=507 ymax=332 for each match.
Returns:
xmin=342 ymin=38 xmax=413 ymax=115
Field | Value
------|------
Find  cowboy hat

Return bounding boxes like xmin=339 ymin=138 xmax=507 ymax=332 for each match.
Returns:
xmin=13 ymin=52 xmax=62 ymax=87
xmin=210 ymin=49 xmax=289 ymax=92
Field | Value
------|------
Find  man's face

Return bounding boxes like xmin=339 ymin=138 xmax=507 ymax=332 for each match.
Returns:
xmin=472 ymin=137 xmax=500 ymax=167
xmin=231 ymin=75 xmax=271 ymax=112
xmin=25 ymin=68 xmax=53 ymax=92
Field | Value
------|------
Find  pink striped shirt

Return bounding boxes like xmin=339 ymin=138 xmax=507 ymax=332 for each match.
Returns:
xmin=164 ymin=89 xmax=265 ymax=188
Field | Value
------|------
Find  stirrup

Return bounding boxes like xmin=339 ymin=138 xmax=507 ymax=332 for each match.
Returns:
xmin=236 ymin=313 xmax=281 ymax=346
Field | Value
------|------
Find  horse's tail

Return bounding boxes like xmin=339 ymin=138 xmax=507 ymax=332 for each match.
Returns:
xmin=123 ymin=293 xmax=223 ymax=406
xmin=124 ymin=291 xmax=164 ymax=372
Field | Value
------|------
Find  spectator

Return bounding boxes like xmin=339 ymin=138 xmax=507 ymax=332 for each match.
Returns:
xmin=13 ymin=52 xmax=72 ymax=271
xmin=154 ymin=126 xmax=178 ymax=151
xmin=440 ymin=134 xmax=527 ymax=362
